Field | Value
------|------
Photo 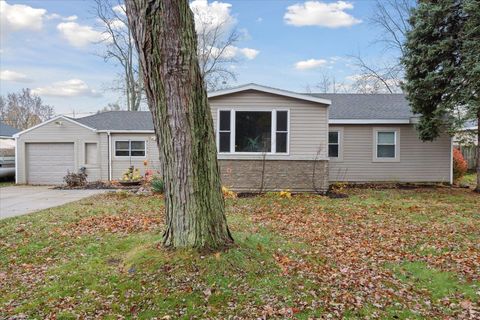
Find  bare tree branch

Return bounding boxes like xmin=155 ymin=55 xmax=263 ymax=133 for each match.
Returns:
xmin=0 ymin=89 xmax=54 ymax=130
xmin=93 ymin=0 xmax=142 ymax=111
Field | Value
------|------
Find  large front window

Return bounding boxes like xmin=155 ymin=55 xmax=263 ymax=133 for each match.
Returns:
xmin=218 ymin=110 xmax=289 ymax=154
xmin=235 ymin=111 xmax=271 ymax=152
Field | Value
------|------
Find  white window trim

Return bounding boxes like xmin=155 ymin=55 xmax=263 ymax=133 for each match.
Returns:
xmin=113 ymin=139 xmax=147 ymax=159
xmin=328 ymin=127 xmax=343 ymax=162
xmin=216 ymin=108 xmax=290 ymax=155
xmin=373 ymin=127 xmax=400 ymax=162
xmin=83 ymin=141 xmax=99 ymax=168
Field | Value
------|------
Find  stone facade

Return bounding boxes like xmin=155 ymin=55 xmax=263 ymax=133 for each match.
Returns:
xmin=218 ymin=160 xmax=329 ymax=193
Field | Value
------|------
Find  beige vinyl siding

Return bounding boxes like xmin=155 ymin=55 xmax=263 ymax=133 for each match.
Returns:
xmin=110 ymin=133 xmax=160 ymax=180
xmin=209 ymin=90 xmax=329 ymax=160
xmin=85 ymin=143 xmax=98 ymax=165
xmin=16 ymin=119 xmax=102 ymax=184
xmin=98 ymin=133 xmax=110 ymax=181
xmin=329 ymin=124 xmax=451 ymax=183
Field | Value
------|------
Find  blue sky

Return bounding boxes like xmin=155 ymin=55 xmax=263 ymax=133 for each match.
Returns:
xmin=0 ymin=0 xmax=392 ymax=115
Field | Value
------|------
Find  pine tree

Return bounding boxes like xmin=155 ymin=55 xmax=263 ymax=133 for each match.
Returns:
xmin=402 ymin=0 xmax=480 ymax=192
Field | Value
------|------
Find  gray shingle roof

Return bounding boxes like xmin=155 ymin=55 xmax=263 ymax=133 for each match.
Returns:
xmin=308 ymin=93 xmax=413 ymax=120
xmin=74 ymin=93 xmax=413 ymax=130
xmin=0 ymin=121 xmax=20 ymax=137
xmin=75 ymin=111 xmax=154 ymax=131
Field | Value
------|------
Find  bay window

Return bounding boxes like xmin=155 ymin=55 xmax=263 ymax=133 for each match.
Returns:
xmin=217 ymin=109 xmax=289 ymax=154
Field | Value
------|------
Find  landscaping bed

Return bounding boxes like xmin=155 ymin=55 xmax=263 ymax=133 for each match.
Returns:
xmin=1 ymin=187 xmax=479 ymax=318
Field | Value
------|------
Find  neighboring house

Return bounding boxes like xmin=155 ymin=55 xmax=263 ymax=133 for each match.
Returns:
xmin=0 ymin=122 xmax=20 ymax=178
xmin=454 ymin=120 xmax=478 ymax=170
xmin=14 ymin=84 xmax=453 ymax=190
xmin=454 ymin=120 xmax=478 ymax=146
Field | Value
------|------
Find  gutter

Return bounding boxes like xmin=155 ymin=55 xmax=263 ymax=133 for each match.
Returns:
xmin=329 ymin=119 xmax=411 ymax=124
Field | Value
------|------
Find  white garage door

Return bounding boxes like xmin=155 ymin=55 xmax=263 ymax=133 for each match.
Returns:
xmin=26 ymin=143 xmax=75 ymax=185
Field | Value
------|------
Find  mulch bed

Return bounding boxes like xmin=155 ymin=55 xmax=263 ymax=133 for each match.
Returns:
xmin=54 ymin=180 xmax=141 ymax=191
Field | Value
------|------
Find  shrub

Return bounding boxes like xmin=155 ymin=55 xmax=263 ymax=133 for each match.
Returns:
xmin=279 ymin=190 xmax=292 ymax=199
xmin=453 ymin=148 xmax=468 ymax=183
xmin=122 ymin=166 xmax=142 ymax=182
xmin=222 ymin=186 xmax=237 ymax=199
xmin=151 ymin=177 xmax=165 ymax=194
xmin=64 ymin=170 xmax=87 ymax=187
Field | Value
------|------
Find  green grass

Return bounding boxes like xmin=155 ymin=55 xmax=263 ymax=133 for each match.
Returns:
xmin=0 ymin=180 xmax=14 ymax=188
xmin=1 ymin=187 xmax=479 ymax=319
xmin=460 ymin=172 xmax=477 ymax=188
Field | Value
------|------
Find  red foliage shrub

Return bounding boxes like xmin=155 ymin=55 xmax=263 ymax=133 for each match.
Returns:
xmin=453 ymin=148 xmax=467 ymax=183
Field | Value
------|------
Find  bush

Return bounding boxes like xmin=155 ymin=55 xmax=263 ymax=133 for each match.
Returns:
xmin=222 ymin=186 xmax=237 ymax=199
xmin=453 ymin=148 xmax=468 ymax=183
xmin=64 ymin=170 xmax=87 ymax=187
xmin=121 ymin=166 xmax=142 ymax=182
xmin=151 ymin=177 xmax=165 ymax=194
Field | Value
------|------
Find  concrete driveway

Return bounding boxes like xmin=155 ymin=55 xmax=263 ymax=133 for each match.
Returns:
xmin=0 ymin=186 xmax=107 ymax=219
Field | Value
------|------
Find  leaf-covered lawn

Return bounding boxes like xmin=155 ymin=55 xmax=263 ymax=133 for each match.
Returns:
xmin=1 ymin=187 xmax=479 ymax=319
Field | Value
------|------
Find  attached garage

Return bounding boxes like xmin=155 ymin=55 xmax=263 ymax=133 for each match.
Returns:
xmin=25 ymin=143 xmax=75 ymax=185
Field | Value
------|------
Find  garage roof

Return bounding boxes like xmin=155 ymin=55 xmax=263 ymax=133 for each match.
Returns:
xmin=75 ymin=111 xmax=154 ymax=131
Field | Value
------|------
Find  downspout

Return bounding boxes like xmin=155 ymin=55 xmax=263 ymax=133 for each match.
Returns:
xmin=14 ymin=136 xmax=18 ymax=184
xmin=108 ymin=131 xmax=112 ymax=181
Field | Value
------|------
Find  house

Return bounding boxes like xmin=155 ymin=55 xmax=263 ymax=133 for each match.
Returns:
xmin=0 ymin=121 xmax=20 ymax=179
xmin=14 ymin=84 xmax=453 ymax=190
xmin=454 ymin=120 xmax=478 ymax=170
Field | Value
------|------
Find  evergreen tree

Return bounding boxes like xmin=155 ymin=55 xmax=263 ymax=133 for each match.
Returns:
xmin=402 ymin=0 xmax=480 ymax=192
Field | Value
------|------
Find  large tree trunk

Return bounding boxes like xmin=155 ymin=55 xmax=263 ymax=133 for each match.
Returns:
xmin=125 ymin=0 xmax=233 ymax=249
xmin=476 ymin=111 xmax=480 ymax=193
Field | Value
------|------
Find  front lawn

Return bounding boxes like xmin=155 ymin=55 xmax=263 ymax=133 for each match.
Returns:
xmin=1 ymin=187 xmax=479 ymax=319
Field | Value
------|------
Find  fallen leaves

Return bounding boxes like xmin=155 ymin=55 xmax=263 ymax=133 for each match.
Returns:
xmin=1 ymin=188 xmax=479 ymax=318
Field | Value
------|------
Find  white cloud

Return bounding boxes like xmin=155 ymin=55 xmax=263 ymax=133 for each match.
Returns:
xmin=109 ymin=18 xmax=127 ymax=30
xmin=0 ymin=70 xmax=32 ymax=82
xmin=238 ymin=47 xmax=259 ymax=60
xmin=57 ymin=22 xmax=107 ymax=47
xmin=295 ymin=58 xmax=328 ymax=70
xmin=190 ymin=0 xmax=236 ymax=34
xmin=0 ymin=0 xmax=47 ymax=33
xmin=284 ymin=1 xmax=362 ymax=28
xmin=62 ymin=15 xmax=78 ymax=21
xmin=32 ymin=79 xmax=101 ymax=97
xmin=112 ymin=4 xmax=126 ymax=15
xmin=210 ymin=45 xmax=259 ymax=60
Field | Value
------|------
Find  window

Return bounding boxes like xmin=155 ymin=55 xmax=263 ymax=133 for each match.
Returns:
xmin=219 ymin=111 xmax=231 ymax=152
xmin=218 ymin=109 xmax=289 ymax=154
xmin=115 ymin=140 xmax=146 ymax=157
xmin=376 ymin=132 xmax=396 ymax=158
xmin=328 ymin=131 xmax=339 ymax=158
xmin=235 ymin=111 xmax=271 ymax=152
xmin=276 ymin=111 xmax=288 ymax=153
xmin=85 ymin=143 xmax=97 ymax=165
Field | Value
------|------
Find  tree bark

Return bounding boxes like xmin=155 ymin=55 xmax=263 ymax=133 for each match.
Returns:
xmin=125 ymin=0 xmax=233 ymax=249
xmin=475 ymin=110 xmax=480 ymax=193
